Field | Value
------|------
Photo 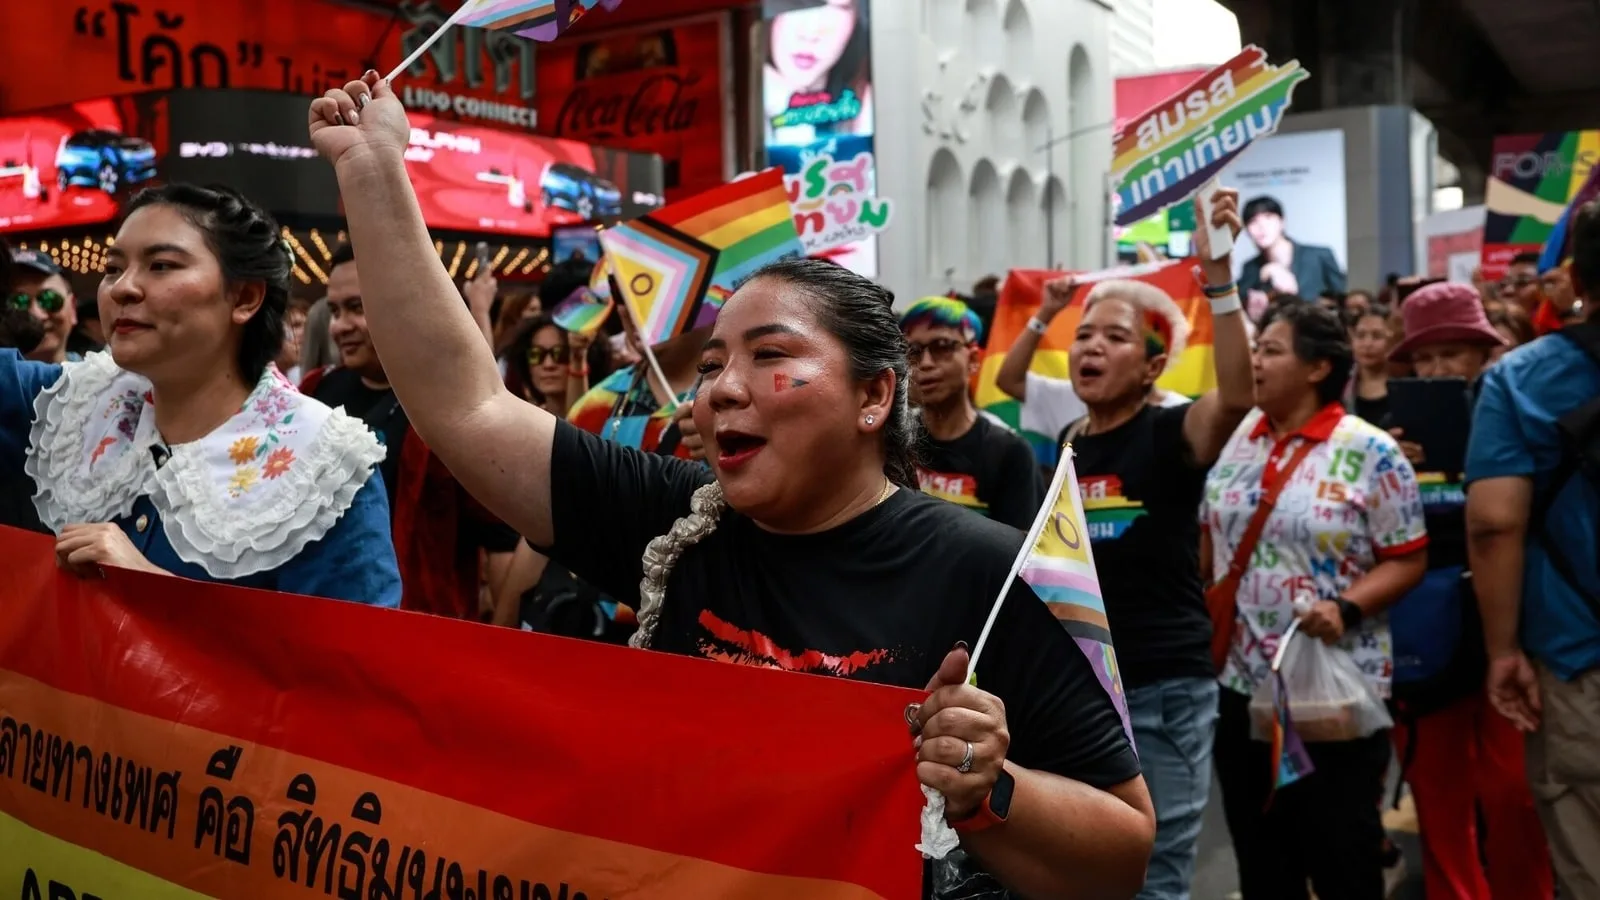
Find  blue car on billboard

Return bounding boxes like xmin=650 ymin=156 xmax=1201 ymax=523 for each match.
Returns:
xmin=55 ymin=130 xmax=158 ymax=195
xmin=540 ymin=162 xmax=623 ymax=221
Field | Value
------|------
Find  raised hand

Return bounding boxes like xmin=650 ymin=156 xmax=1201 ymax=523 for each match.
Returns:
xmin=308 ymin=71 xmax=411 ymax=172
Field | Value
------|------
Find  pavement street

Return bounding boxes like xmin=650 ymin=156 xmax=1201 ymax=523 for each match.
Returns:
xmin=1190 ymin=771 xmax=1426 ymax=900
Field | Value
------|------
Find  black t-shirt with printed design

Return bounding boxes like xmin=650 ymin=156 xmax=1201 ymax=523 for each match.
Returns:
xmin=541 ymin=421 xmax=1139 ymax=900
xmin=915 ymin=414 xmax=1045 ymax=531
xmin=1069 ymin=403 xmax=1213 ymax=688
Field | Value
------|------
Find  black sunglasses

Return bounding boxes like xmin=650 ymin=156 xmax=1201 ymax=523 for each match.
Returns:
xmin=8 ymin=289 xmax=67 ymax=314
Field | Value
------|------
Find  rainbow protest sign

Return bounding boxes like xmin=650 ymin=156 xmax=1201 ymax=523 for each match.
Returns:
xmin=1017 ymin=452 xmax=1132 ymax=746
xmin=0 ymin=527 xmax=923 ymax=899
xmin=603 ymin=169 xmax=805 ymax=347
xmin=976 ymin=262 xmax=1218 ymax=466
xmin=1111 ymin=45 xmax=1309 ymax=226
xmin=783 ymin=151 xmax=893 ymax=255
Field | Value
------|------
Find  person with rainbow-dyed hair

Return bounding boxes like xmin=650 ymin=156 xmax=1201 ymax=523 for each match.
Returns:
xmin=1063 ymin=192 xmax=1256 ymax=900
xmin=899 ymin=296 xmax=1043 ymax=530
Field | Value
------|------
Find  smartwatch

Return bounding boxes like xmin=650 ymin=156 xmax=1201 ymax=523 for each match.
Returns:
xmin=1335 ymin=596 xmax=1364 ymax=631
xmin=951 ymin=768 xmax=1015 ymax=834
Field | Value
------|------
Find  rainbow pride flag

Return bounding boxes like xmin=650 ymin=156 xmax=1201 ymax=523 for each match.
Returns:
xmin=602 ymin=168 xmax=805 ymax=346
xmin=551 ymin=285 xmax=613 ymax=335
xmin=1019 ymin=451 xmax=1132 ymax=746
xmin=0 ymin=527 xmax=924 ymax=898
xmin=1267 ymin=668 xmax=1314 ymax=804
xmin=977 ymin=261 xmax=1217 ymax=467
xmin=459 ymin=0 xmax=621 ymax=41
xmin=1111 ymin=45 xmax=1308 ymax=226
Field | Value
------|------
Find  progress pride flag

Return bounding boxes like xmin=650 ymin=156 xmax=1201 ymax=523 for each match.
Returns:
xmin=0 ymin=527 xmax=923 ymax=898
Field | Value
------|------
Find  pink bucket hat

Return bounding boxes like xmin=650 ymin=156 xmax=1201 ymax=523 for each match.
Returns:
xmin=1390 ymin=281 xmax=1508 ymax=361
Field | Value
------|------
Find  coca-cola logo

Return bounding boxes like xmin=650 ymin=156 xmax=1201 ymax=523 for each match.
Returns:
xmin=553 ymin=72 xmax=702 ymax=140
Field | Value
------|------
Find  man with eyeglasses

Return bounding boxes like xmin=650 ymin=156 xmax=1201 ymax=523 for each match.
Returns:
xmin=898 ymin=296 xmax=1043 ymax=530
xmin=1500 ymin=251 xmax=1543 ymax=315
xmin=9 ymin=249 xmax=80 ymax=364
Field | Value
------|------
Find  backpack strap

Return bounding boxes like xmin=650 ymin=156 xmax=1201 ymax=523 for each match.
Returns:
xmin=1530 ymin=322 xmax=1600 ymax=614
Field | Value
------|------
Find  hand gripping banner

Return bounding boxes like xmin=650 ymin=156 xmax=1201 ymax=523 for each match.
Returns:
xmin=0 ymin=527 xmax=924 ymax=899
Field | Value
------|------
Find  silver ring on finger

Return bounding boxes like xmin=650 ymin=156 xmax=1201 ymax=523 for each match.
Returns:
xmin=957 ymin=740 xmax=974 ymax=774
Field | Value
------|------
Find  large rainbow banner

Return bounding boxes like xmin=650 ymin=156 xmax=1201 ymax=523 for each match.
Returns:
xmin=0 ymin=528 xmax=924 ymax=899
xmin=976 ymin=261 xmax=1217 ymax=466
xmin=1111 ymin=45 xmax=1308 ymax=227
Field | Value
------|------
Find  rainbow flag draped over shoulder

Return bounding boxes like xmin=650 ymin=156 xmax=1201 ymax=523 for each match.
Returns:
xmin=976 ymin=261 xmax=1217 ymax=466
xmin=0 ymin=527 xmax=923 ymax=898
xmin=1019 ymin=452 xmax=1133 ymax=746
xmin=458 ymin=0 xmax=622 ymax=41
xmin=602 ymin=169 xmax=805 ymax=347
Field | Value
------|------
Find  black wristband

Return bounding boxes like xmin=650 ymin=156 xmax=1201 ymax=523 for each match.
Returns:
xmin=1336 ymin=597 xmax=1363 ymax=631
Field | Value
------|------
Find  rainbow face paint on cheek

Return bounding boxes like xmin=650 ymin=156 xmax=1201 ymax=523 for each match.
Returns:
xmin=773 ymin=373 xmax=811 ymax=393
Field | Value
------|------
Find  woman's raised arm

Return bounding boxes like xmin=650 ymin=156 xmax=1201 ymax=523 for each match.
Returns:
xmin=309 ymin=74 xmax=557 ymax=546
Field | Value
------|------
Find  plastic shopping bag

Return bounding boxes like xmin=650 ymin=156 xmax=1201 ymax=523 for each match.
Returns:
xmin=1250 ymin=619 xmax=1393 ymax=743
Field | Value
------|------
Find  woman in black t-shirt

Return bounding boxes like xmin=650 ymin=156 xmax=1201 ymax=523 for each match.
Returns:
xmin=1047 ymin=190 xmax=1255 ymax=899
xmin=310 ymin=74 xmax=1153 ymax=900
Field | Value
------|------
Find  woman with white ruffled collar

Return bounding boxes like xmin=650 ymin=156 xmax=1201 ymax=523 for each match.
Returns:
xmin=0 ymin=183 xmax=401 ymax=606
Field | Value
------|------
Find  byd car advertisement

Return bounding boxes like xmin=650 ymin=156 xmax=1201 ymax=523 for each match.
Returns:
xmin=0 ymin=98 xmax=161 ymax=233
xmin=405 ymin=112 xmax=628 ymax=236
xmin=1 ymin=89 xmax=664 ymax=239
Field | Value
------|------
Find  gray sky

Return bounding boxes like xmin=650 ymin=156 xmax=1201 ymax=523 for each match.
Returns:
xmin=1153 ymin=0 xmax=1242 ymax=68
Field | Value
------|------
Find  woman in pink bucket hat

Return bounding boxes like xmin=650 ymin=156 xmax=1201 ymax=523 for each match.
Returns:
xmin=1389 ymin=281 xmax=1509 ymax=373
xmin=1386 ymin=280 xmax=1554 ymax=900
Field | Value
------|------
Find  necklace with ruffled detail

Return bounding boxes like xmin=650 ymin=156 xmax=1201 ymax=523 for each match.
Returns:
xmin=24 ymin=352 xmax=386 ymax=579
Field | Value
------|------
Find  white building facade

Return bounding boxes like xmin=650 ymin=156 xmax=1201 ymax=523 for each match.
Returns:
xmin=870 ymin=0 xmax=1116 ymax=301
xmin=1108 ymin=0 xmax=1158 ymax=75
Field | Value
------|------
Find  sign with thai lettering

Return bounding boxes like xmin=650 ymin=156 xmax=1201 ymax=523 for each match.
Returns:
xmin=1109 ymin=45 xmax=1309 ymax=227
xmin=0 ymin=527 xmax=924 ymax=899
xmin=783 ymin=150 xmax=893 ymax=255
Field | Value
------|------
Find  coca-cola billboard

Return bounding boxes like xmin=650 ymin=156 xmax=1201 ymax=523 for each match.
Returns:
xmin=536 ymin=18 xmax=729 ymax=202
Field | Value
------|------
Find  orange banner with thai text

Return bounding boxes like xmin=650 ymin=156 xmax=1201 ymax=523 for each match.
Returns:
xmin=0 ymin=527 xmax=924 ymax=899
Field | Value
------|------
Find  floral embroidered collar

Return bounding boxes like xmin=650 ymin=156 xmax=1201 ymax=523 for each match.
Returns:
xmin=24 ymin=352 xmax=385 ymax=580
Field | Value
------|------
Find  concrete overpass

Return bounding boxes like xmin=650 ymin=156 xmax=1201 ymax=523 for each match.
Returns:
xmin=1217 ymin=0 xmax=1600 ymax=202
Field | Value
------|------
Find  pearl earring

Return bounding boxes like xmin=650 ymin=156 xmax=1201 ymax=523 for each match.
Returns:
xmin=864 ymin=415 xmax=876 ymax=426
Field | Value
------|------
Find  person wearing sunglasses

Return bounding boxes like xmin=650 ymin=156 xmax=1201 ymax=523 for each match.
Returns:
xmin=504 ymin=314 xmax=585 ymax=418
xmin=898 ymin=296 xmax=1042 ymax=530
xmin=9 ymin=249 xmax=80 ymax=364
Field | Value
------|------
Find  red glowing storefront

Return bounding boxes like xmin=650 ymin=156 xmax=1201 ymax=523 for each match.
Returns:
xmin=0 ymin=0 xmax=762 ymax=284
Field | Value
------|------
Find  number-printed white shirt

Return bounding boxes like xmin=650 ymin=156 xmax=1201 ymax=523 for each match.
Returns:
xmin=1203 ymin=404 xmax=1428 ymax=698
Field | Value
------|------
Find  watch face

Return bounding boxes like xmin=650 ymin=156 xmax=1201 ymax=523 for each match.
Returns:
xmin=990 ymin=769 xmax=1016 ymax=820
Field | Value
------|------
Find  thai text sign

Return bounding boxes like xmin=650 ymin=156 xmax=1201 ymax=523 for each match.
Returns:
xmin=783 ymin=151 xmax=893 ymax=255
xmin=1110 ymin=45 xmax=1309 ymax=227
xmin=0 ymin=527 xmax=923 ymax=899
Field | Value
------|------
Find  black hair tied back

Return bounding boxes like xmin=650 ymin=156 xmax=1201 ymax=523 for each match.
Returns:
xmin=124 ymin=183 xmax=290 ymax=383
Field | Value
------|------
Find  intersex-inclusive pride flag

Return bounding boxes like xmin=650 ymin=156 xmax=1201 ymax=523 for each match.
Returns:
xmin=1111 ymin=45 xmax=1309 ymax=226
xmin=0 ymin=527 xmax=923 ymax=899
xmin=976 ymin=261 xmax=1217 ymax=466
xmin=602 ymin=168 xmax=805 ymax=347
xmin=1016 ymin=452 xmax=1133 ymax=746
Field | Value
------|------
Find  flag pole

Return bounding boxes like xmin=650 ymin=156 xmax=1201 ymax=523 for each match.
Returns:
xmin=385 ymin=2 xmax=482 ymax=83
xmin=966 ymin=445 xmax=1075 ymax=682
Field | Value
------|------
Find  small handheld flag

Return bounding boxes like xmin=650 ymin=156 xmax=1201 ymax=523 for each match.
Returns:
xmin=552 ymin=286 xmax=614 ymax=335
xmin=601 ymin=168 xmax=804 ymax=348
xmin=387 ymin=0 xmax=624 ymax=84
xmin=970 ymin=448 xmax=1133 ymax=745
xmin=1537 ymin=163 xmax=1600 ymax=273
xmin=924 ymin=447 xmax=1134 ymax=860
